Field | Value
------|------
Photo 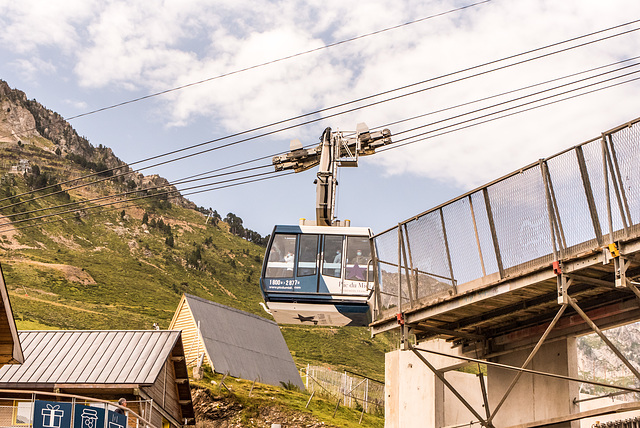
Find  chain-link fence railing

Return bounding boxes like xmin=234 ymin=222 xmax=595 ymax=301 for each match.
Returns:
xmin=372 ymin=117 xmax=640 ymax=321
xmin=0 ymin=390 xmax=155 ymax=428
xmin=304 ymin=365 xmax=384 ymax=414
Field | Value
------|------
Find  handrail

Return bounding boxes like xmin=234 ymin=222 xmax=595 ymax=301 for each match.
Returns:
xmin=0 ymin=388 xmax=157 ymax=428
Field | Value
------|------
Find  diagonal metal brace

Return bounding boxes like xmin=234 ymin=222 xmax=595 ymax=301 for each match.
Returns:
xmin=409 ymin=343 xmax=493 ymax=428
xmin=567 ymin=296 xmax=640 ymax=382
xmin=487 ymin=303 xmax=567 ymax=424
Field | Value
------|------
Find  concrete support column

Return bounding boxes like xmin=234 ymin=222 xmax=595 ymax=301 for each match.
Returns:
xmin=486 ymin=337 xmax=579 ymax=427
xmin=385 ymin=339 xmax=483 ymax=428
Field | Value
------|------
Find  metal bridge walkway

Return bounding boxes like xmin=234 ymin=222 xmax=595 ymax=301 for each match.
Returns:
xmin=372 ymin=116 xmax=640 ymax=427
xmin=370 ymin=116 xmax=640 ymax=344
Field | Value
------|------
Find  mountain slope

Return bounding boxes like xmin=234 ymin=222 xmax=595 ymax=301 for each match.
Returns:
xmin=0 ymin=79 xmax=390 ymax=380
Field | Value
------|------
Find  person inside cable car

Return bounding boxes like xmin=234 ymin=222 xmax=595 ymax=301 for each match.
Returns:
xmin=346 ymin=238 xmax=371 ymax=281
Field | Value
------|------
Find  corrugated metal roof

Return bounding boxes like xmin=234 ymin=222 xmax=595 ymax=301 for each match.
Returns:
xmin=183 ymin=294 xmax=304 ymax=389
xmin=0 ymin=330 xmax=180 ymax=385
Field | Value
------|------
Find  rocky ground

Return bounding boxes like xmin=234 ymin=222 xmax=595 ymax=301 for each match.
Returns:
xmin=192 ymin=387 xmax=337 ymax=428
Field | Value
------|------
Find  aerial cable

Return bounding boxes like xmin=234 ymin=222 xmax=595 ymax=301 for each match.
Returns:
xmin=76 ymin=20 xmax=640 ymax=171
xmin=2 ymin=20 xmax=640 ymax=207
xmin=9 ymin=62 xmax=638 ymax=222
xmin=62 ymin=1 xmax=492 ymax=122
xmin=1 ymin=163 xmax=275 ymax=219
xmin=2 ymin=49 xmax=638 ymax=214
xmin=0 ymin=171 xmax=294 ymax=234
xmin=0 ymin=0 xmax=492 ymax=142
xmin=389 ymin=62 xmax=640 ymax=140
xmin=4 ymin=74 xmax=639 ymax=232
xmin=0 ymin=169 xmax=287 ymax=230
xmin=375 ymin=55 xmax=640 ymax=132
xmin=379 ymin=74 xmax=640 ymax=153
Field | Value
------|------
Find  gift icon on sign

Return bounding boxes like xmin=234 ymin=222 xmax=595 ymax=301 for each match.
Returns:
xmin=41 ymin=404 xmax=65 ymax=428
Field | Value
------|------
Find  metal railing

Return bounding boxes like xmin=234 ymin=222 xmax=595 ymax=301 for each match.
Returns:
xmin=304 ymin=365 xmax=384 ymax=413
xmin=371 ymin=116 xmax=640 ymax=321
xmin=0 ymin=389 xmax=155 ymax=428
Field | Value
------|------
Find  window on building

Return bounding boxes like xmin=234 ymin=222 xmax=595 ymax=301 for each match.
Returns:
xmin=13 ymin=401 xmax=32 ymax=426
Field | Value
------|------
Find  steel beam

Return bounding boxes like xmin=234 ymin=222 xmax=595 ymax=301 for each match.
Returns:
xmin=487 ymin=304 xmax=567 ymax=424
xmin=410 ymin=347 xmax=640 ymax=393
xmin=409 ymin=344 xmax=492 ymax=428
xmin=567 ymin=295 xmax=640 ymax=381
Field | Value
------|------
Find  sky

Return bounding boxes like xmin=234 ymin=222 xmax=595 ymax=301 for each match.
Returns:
xmin=1 ymin=0 xmax=640 ymax=236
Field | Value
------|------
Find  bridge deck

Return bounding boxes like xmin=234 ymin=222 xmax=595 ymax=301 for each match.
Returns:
xmin=370 ymin=117 xmax=640 ymax=347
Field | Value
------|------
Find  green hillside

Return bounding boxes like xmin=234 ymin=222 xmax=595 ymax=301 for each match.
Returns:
xmin=0 ymin=87 xmax=390 ymax=381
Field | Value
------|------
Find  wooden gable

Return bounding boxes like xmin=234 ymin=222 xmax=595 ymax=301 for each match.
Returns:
xmin=168 ymin=295 xmax=213 ymax=369
xmin=0 ymin=263 xmax=22 ymax=366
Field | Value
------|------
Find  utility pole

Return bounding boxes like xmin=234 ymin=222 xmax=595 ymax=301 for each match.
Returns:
xmin=272 ymin=123 xmax=391 ymax=226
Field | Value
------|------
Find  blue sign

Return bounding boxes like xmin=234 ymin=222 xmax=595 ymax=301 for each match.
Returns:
xmin=73 ymin=404 xmax=105 ymax=428
xmin=106 ymin=410 xmax=128 ymax=428
xmin=33 ymin=400 xmax=72 ymax=428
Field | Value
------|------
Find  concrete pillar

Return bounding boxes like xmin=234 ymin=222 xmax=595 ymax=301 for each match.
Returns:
xmin=486 ymin=337 xmax=579 ymax=427
xmin=385 ymin=339 xmax=483 ymax=428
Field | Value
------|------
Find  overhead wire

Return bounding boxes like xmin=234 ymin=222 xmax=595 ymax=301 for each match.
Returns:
xmin=388 ymin=60 xmax=640 ymax=141
xmin=378 ymin=74 xmax=640 ymax=152
xmin=62 ymin=0 xmax=493 ymax=122
xmin=0 ymin=171 xmax=294 ymax=234
xmin=3 ymin=20 xmax=640 ymax=211
xmin=0 ymin=0 xmax=492 ymax=144
xmin=0 ymin=169 xmax=290 ymax=232
xmin=5 ymin=56 xmax=640 ymax=231
xmin=0 ymin=164 xmax=275 ymax=219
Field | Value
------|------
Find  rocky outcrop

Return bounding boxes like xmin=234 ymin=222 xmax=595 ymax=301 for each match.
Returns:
xmin=0 ymin=79 xmax=195 ymax=209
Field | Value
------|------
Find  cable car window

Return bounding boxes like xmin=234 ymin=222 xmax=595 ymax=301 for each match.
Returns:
xmin=322 ymin=235 xmax=344 ymax=278
xmin=297 ymin=234 xmax=318 ymax=276
xmin=345 ymin=236 xmax=371 ymax=281
xmin=265 ymin=234 xmax=297 ymax=278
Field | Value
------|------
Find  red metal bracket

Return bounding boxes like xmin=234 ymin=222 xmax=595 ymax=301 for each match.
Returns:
xmin=553 ymin=261 xmax=562 ymax=275
xmin=396 ymin=313 xmax=405 ymax=325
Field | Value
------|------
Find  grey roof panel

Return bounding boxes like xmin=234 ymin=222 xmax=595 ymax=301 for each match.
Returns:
xmin=183 ymin=294 xmax=303 ymax=389
xmin=71 ymin=331 xmax=110 ymax=382
xmin=84 ymin=331 xmax=129 ymax=383
xmin=134 ymin=332 xmax=177 ymax=384
xmin=0 ymin=330 xmax=181 ymax=386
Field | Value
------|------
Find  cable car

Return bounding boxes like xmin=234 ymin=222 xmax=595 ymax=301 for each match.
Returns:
xmin=260 ymin=224 xmax=374 ymax=326
xmin=260 ymin=123 xmax=391 ymax=326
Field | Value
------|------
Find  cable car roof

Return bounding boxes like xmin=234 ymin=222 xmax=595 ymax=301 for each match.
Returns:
xmin=273 ymin=224 xmax=372 ymax=236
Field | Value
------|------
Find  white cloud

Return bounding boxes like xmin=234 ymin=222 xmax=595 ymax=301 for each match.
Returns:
xmin=2 ymin=0 xmax=640 ymax=192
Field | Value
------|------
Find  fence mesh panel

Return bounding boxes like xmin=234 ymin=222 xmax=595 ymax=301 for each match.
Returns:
xmin=373 ymin=119 xmax=640 ymax=320
xmin=609 ymin=123 xmax=640 ymax=226
xmin=304 ymin=366 xmax=384 ymax=414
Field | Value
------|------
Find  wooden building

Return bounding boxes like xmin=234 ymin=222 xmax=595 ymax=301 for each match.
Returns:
xmin=0 ymin=330 xmax=195 ymax=427
xmin=0 ymin=264 xmax=22 ymax=367
xmin=170 ymin=293 xmax=304 ymax=389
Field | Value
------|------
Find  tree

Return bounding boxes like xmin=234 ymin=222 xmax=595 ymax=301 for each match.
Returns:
xmin=225 ymin=212 xmax=244 ymax=236
xmin=142 ymin=212 xmax=149 ymax=225
xmin=165 ymin=234 xmax=174 ymax=248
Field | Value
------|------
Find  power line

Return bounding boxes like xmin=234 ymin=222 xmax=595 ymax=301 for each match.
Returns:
xmin=4 ymin=70 xmax=639 ymax=233
xmin=389 ymin=61 xmax=640 ymax=140
xmin=61 ymin=1 xmax=492 ymax=121
xmin=1 ymin=164 xmax=274 ymax=220
xmin=0 ymin=169 xmax=289 ymax=231
xmin=2 ymin=20 xmax=639 ymax=210
xmin=6 ymin=59 xmax=638 ymax=228
xmin=376 ymin=55 xmax=640 ymax=132
xmin=0 ymin=170 xmax=294 ymax=234
xmin=0 ymin=0 xmax=491 ymax=144
xmin=379 ymin=74 xmax=640 ymax=152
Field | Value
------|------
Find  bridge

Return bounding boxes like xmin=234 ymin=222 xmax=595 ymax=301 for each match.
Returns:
xmin=370 ymin=116 xmax=640 ymax=427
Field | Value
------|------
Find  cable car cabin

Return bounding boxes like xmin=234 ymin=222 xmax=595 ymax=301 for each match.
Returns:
xmin=260 ymin=224 xmax=374 ymax=327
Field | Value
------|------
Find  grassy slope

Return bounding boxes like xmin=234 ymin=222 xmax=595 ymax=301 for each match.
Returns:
xmin=1 ymin=142 xmax=390 ymax=381
xmin=191 ymin=369 xmax=384 ymax=428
